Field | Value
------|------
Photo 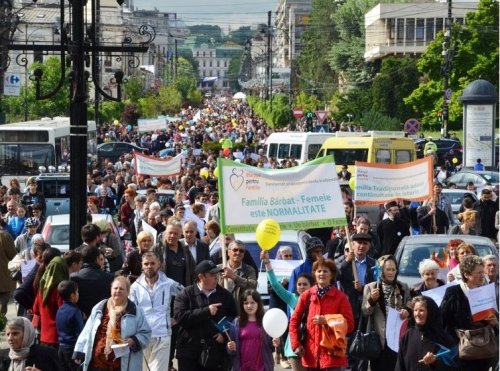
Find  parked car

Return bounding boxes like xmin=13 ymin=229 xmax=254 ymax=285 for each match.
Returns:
xmin=394 ymin=234 xmax=497 ymax=287
xmin=42 ymin=213 xmax=119 ymax=252
xmin=209 ymin=230 xmax=309 ymax=304
xmin=442 ymin=170 xmax=499 ymax=189
xmin=441 ymin=189 xmax=479 ymax=224
xmin=415 ymin=138 xmax=462 ymax=162
xmin=35 ymin=172 xmax=70 ymax=216
xmin=97 ymin=142 xmax=148 ymax=163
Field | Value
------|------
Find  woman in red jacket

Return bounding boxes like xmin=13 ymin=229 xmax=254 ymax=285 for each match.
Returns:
xmin=290 ymin=258 xmax=355 ymax=370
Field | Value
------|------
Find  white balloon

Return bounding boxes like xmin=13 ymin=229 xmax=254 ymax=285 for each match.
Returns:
xmin=262 ymin=308 xmax=288 ymax=338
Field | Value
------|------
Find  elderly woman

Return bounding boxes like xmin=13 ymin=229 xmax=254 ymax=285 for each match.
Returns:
xmin=362 ymin=254 xmax=412 ymax=371
xmin=449 ymin=210 xmax=477 ymax=236
xmin=447 ymin=242 xmax=476 ymax=282
xmin=290 ymin=258 xmax=354 ymax=370
xmin=395 ymin=296 xmax=456 ymax=371
xmin=411 ymin=259 xmax=446 ymax=297
xmin=1 ymin=317 xmax=62 ymax=371
xmin=73 ymin=276 xmax=151 ymax=371
xmin=94 ymin=219 xmax=123 ymax=273
xmin=441 ymin=255 xmax=498 ymax=371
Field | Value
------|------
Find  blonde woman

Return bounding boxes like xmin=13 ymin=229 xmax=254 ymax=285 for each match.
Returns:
xmin=449 ymin=209 xmax=477 ymax=235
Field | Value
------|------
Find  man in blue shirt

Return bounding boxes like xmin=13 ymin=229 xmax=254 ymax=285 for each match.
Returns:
xmin=474 ymin=158 xmax=485 ymax=171
xmin=288 ymin=237 xmax=324 ymax=295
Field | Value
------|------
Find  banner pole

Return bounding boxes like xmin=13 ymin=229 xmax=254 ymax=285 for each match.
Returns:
xmin=221 ymin=233 xmax=228 ymax=289
xmin=345 ymin=226 xmax=358 ymax=282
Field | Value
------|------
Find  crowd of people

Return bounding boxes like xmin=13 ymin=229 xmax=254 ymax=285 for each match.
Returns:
xmin=0 ymin=96 xmax=498 ymax=371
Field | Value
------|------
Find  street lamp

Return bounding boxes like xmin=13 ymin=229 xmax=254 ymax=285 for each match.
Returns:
xmin=7 ymin=0 xmax=153 ymax=248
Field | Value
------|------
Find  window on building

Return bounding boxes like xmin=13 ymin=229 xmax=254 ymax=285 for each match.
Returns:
xmin=203 ymin=61 xmax=205 ymax=67
xmin=416 ymin=19 xmax=425 ymax=41
xmin=425 ymin=18 xmax=434 ymax=41
xmin=397 ymin=18 xmax=405 ymax=44
xmin=217 ymin=71 xmax=220 ymax=77
xmin=209 ymin=70 xmax=212 ymax=76
xmin=455 ymin=17 xmax=464 ymax=25
xmin=210 ymin=61 xmax=212 ymax=67
xmin=436 ymin=18 xmax=444 ymax=33
xmin=217 ymin=61 xmax=220 ymax=67
xmin=224 ymin=61 xmax=227 ymax=67
xmin=203 ymin=51 xmax=205 ymax=57
xmin=406 ymin=18 xmax=415 ymax=41
xmin=196 ymin=51 xmax=199 ymax=57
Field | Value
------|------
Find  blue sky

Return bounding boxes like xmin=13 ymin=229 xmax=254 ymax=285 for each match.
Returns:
xmin=133 ymin=0 xmax=278 ymax=31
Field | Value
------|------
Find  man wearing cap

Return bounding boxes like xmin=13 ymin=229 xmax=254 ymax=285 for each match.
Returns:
xmin=218 ymin=240 xmax=257 ymax=304
xmin=288 ymin=237 xmax=325 ymax=295
xmin=21 ymin=178 xmax=46 ymax=217
xmin=130 ymin=251 xmax=184 ymax=371
xmin=174 ymin=260 xmax=237 ymax=371
xmin=376 ymin=201 xmax=410 ymax=256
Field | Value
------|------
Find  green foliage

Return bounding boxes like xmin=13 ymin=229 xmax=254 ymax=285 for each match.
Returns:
xmin=330 ymin=87 xmax=372 ymax=123
xmin=247 ymin=93 xmax=291 ymax=128
xmin=294 ymin=91 xmax=322 ymax=113
xmin=228 ymin=26 xmax=253 ymax=45
xmin=227 ymin=52 xmax=243 ymax=91
xmin=124 ymin=75 xmax=145 ymax=102
xmin=405 ymin=0 xmax=499 ymax=129
xmin=138 ymin=86 xmax=182 ymax=117
xmin=189 ymin=25 xmax=223 ymax=44
xmin=187 ymin=88 xmax=203 ymax=106
xmin=97 ymin=101 xmax=124 ymax=124
xmin=359 ymin=109 xmax=401 ymax=131
xmin=3 ymin=56 xmax=70 ymax=121
xmin=371 ymin=57 xmax=419 ymax=120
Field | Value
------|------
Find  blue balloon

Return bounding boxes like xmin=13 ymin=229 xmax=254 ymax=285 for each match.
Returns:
xmin=127 ymin=124 xmax=132 ymax=131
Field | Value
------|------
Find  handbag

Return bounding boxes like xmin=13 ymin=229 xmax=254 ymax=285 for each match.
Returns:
xmin=298 ymin=292 xmax=311 ymax=345
xmin=456 ymin=326 xmax=498 ymax=360
xmin=348 ymin=315 xmax=381 ymax=360
xmin=199 ymin=338 xmax=226 ymax=370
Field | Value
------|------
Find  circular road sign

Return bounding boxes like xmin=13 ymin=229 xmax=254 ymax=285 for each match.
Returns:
xmin=404 ymin=118 xmax=420 ymax=134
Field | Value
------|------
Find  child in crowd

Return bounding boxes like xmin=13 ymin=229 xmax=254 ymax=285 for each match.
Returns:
xmin=7 ymin=204 xmax=28 ymax=239
xmin=227 ymin=289 xmax=280 ymax=371
xmin=56 ymin=280 xmax=84 ymax=371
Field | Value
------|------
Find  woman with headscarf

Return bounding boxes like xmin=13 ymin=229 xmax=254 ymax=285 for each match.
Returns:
xmin=362 ymin=254 xmax=412 ymax=371
xmin=32 ymin=248 xmax=68 ymax=347
xmin=0 ymin=316 xmax=63 ymax=371
xmin=395 ymin=296 xmax=457 ymax=371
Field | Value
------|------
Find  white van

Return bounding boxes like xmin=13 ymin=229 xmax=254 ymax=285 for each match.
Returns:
xmin=265 ymin=132 xmax=334 ymax=164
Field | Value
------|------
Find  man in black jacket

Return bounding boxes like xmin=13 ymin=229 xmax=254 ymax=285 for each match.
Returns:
xmin=174 ymin=260 xmax=237 ymax=371
xmin=417 ymin=198 xmax=449 ymax=234
xmin=71 ymin=245 xmax=114 ymax=317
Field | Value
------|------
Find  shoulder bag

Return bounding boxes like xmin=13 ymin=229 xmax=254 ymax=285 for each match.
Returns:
xmin=298 ymin=292 xmax=311 ymax=345
xmin=456 ymin=326 xmax=498 ymax=360
xmin=348 ymin=315 xmax=381 ymax=360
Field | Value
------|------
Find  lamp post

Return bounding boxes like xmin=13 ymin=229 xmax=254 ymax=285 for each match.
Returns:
xmin=8 ymin=0 xmax=153 ymax=248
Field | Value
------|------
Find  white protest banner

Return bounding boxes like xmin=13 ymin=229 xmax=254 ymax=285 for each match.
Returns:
xmin=217 ymin=156 xmax=346 ymax=233
xmin=21 ymin=259 xmax=36 ymax=279
xmin=141 ymin=220 xmax=157 ymax=244
xmin=137 ymin=118 xmax=167 ymax=133
xmin=354 ymin=157 xmax=433 ymax=205
xmin=467 ymin=283 xmax=498 ymax=322
xmin=422 ymin=281 xmax=458 ymax=307
xmin=386 ymin=307 xmax=405 ymax=352
xmin=270 ymin=259 xmax=302 ymax=278
xmin=134 ymin=152 xmax=182 ymax=177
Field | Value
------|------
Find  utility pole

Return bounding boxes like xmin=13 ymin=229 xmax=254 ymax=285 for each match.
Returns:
xmin=266 ymin=11 xmax=271 ymax=103
xmin=441 ymin=0 xmax=452 ymax=138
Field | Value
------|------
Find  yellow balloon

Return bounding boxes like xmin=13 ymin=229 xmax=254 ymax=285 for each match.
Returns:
xmin=213 ymin=167 xmax=219 ymax=178
xmin=200 ymin=170 xmax=209 ymax=178
xmin=452 ymin=157 xmax=458 ymax=164
xmin=113 ymin=119 xmax=120 ymax=125
xmin=349 ymin=177 xmax=356 ymax=190
xmin=256 ymin=219 xmax=281 ymax=251
xmin=178 ymin=125 xmax=184 ymax=131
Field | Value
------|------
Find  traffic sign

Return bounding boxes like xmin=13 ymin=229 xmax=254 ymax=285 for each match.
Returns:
xmin=315 ymin=124 xmax=329 ymax=133
xmin=4 ymin=73 xmax=21 ymax=96
xmin=445 ymin=88 xmax=452 ymax=100
xmin=315 ymin=110 xmax=327 ymax=123
xmin=292 ymin=107 xmax=304 ymax=119
xmin=404 ymin=118 xmax=420 ymax=134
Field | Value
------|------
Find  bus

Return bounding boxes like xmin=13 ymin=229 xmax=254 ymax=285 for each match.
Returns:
xmin=266 ymin=132 xmax=334 ymax=165
xmin=0 ymin=117 xmax=97 ymax=187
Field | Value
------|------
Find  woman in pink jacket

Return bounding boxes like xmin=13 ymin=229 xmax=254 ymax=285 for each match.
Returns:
xmin=290 ymin=258 xmax=355 ymax=370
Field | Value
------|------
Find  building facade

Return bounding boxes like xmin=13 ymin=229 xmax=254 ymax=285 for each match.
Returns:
xmin=364 ymin=0 xmax=478 ymax=62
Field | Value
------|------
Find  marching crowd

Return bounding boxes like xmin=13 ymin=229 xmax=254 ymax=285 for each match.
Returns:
xmin=0 ymin=96 xmax=498 ymax=371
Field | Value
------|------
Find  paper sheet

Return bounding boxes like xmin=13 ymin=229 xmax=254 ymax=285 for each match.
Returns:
xmin=422 ymin=281 xmax=459 ymax=307
xmin=386 ymin=307 xmax=405 ymax=352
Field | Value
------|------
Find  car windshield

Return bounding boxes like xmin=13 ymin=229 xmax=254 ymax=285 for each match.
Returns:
xmin=398 ymin=243 xmax=493 ymax=277
xmin=483 ymin=172 xmax=499 ymax=182
xmin=47 ymin=224 xmax=70 ymax=245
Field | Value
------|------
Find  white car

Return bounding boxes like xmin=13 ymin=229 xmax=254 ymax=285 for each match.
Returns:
xmin=42 ymin=214 xmax=119 ymax=252
xmin=209 ymin=230 xmax=309 ymax=304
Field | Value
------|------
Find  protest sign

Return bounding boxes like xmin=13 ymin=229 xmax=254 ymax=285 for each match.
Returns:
xmin=137 ymin=118 xmax=167 ymax=132
xmin=467 ymin=283 xmax=498 ymax=322
xmin=134 ymin=152 xmax=182 ymax=177
xmin=217 ymin=156 xmax=346 ymax=233
xmin=422 ymin=281 xmax=458 ymax=307
xmin=269 ymin=259 xmax=302 ymax=278
xmin=354 ymin=157 xmax=433 ymax=205
xmin=386 ymin=307 xmax=406 ymax=352
xmin=141 ymin=220 xmax=157 ymax=244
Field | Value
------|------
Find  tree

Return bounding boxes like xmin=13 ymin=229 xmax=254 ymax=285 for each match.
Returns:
xmin=138 ymin=85 xmax=182 ymax=117
xmin=405 ymin=0 xmax=499 ymax=128
xmin=371 ymin=57 xmax=419 ymax=120
xmin=227 ymin=51 xmax=243 ymax=91
xmin=296 ymin=0 xmax=340 ymax=100
xmin=3 ymin=56 xmax=70 ymax=121
xmin=124 ymin=75 xmax=145 ymax=102
xmin=173 ymin=57 xmax=197 ymax=101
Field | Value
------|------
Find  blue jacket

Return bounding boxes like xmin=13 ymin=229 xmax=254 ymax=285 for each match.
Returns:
xmin=56 ymin=301 xmax=84 ymax=346
xmin=288 ymin=258 xmax=314 ymax=296
xmin=73 ymin=299 xmax=151 ymax=371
